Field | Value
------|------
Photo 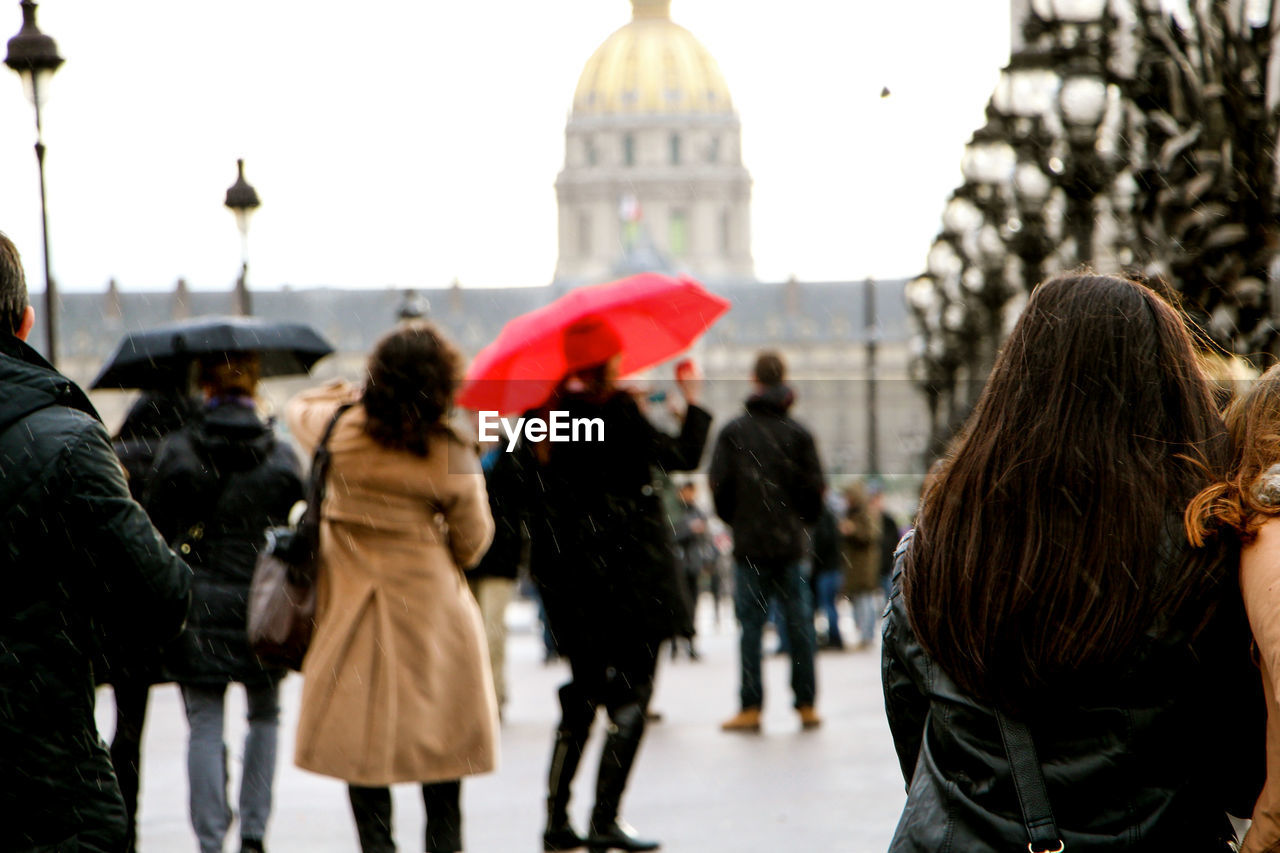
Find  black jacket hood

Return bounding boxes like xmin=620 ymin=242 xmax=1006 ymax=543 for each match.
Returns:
xmin=190 ymin=401 xmax=276 ymax=472
xmin=744 ymin=384 xmax=795 ymax=417
xmin=0 ymin=334 xmax=99 ymax=436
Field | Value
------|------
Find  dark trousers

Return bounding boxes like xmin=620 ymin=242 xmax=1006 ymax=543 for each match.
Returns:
xmin=109 ymin=679 xmax=151 ymax=853
xmin=348 ymin=780 xmax=462 ymax=853
xmin=734 ymin=560 xmax=817 ymax=710
xmin=560 ymin=640 xmax=660 ymax=728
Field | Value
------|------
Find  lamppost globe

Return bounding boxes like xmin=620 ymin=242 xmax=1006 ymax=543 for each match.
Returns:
xmin=1015 ymin=161 xmax=1054 ymax=206
xmin=961 ymin=139 xmax=1017 ymax=186
xmin=943 ymin=196 xmax=984 ymax=236
xmin=1051 ymin=0 xmax=1108 ymax=22
xmin=224 ymin=158 xmax=260 ymax=316
xmin=927 ymin=240 xmax=964 ymax=281
xmin=5 ymin=0 xmax=62 ymax=366
xmin=1005 ymin=63 xmax=1059 ymax=118
xmin=1058 ymin=73 xmax=1109 ymax=141
xmin=906 ymin=275 xmax=940 ymax=315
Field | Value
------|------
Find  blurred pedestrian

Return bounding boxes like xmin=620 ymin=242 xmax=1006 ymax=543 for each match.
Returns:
xmin=671 ymin=478 xmax=713 ymax=660
xmin=839 ymin=480 xmax=882 ymax=651
xmin=99 ymin=387 xmax=198 ymax=852
xmin=145 ymin=352 xmax=304 ymax=853
xmin=710 ymin=350 xmax=825 ymax=733
xmin=810 ymin=496 xmax=844 ymax=651
xmin=287 ymin=323 xmax=497 ymax=853
xmin=884 ymin=274 xmax=1263 ymax=850
xmin=866 ymin=481 xmax=902 ymax=598
xmin=470 ymin=444 xmax=528 ymax=718
xmin=0 ymin=232 xmax=191 ymax=852
xmin=523 ymin=317 xmax=711 ymax=852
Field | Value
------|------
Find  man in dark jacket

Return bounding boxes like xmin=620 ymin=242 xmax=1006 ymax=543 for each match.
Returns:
xmin=709 ymin=351 xmax=825 ymax=732
xmin=0 ymin=232 xmax=192 ymax=852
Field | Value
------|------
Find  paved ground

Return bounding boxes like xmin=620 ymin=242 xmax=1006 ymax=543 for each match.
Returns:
xmin=97 ymin=599 xmax=907 ymax=852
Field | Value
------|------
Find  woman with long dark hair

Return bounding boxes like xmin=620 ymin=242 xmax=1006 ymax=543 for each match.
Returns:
xmin=1188 ymin=363 xmax=1280 ymax=852
xmin=286 ymin=322 xmax=496 ymax=853
xmin=528 ymin=317 xmax=711 ymax=852
xmin=883 ymin=274 xmax=1264 ymax=851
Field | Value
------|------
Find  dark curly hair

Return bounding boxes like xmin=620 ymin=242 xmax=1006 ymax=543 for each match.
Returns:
xmin=362 ymin=322 xmax=462 ymax=457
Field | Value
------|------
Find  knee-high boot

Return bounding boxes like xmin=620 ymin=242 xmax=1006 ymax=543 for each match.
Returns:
xmin=545 ymin=684 xmax=594 ymax=851
xmin=586 ymin=703 xmax=659 ymax=852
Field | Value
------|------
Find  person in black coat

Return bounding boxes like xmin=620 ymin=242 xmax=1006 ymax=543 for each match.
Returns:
xmin=145 ymin=352 xmax=303 ymax=853
xmin=709 ymin=350 xmax=825 ymax=732
xmin=99 ymin=387 xmax=199 ymax=852
xmin=526 ymin=318 xmax=710 ymax=853
xmin=0 ymin=233 xmax=191 ymax=852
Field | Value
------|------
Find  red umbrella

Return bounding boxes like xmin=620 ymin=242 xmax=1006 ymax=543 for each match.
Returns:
xmin=458 ymin=273 xmax=730 ymax=414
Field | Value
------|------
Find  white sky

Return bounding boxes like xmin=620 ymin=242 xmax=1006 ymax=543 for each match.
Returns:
xmin=0 ymin=1 xmax=1011 ymax=293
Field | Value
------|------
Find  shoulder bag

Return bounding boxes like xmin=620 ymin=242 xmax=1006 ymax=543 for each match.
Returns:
xmin=246 ymin=403 xmax=352 ymax=671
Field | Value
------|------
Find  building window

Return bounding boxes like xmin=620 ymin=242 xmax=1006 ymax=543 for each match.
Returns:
xmin=585 ymin=137 xmax=597 ymax=166
xmin=670 ymin=133 xmax=681 ymax=165
xmin=578 ymin=212 xmax=592 ymax=256
xmin=623 ymin=134 xmax=635 ymax=167
xmin=707 ymin=136 xmax=720 ymax=163
xmin=669 ymin=209 xmax=688 ymax=257
xmin=720 ymin=208 xmax=732 ymax=254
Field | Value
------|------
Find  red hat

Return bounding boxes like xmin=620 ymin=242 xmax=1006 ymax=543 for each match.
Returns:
xmin=562 ymin=316 xmax=623 ymax=371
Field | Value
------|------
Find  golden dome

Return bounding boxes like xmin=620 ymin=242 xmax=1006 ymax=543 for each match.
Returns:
xmin=572 ymin=0 xmax=734 ymax=117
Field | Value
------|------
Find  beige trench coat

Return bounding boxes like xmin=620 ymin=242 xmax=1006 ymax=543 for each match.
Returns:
xmin=286 ymin=381 xmax=497 ymax=786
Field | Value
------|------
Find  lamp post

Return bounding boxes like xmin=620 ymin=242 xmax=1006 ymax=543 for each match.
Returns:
xmin=5 ymin=0 xmax=62 ymax=364
xmin=1054 ymin=65 xmax=1109 ymax=266
xmin=224 ymin=158 xmax=260 ymax=316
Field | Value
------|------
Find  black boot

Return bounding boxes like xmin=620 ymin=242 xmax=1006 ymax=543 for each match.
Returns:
xmin=585 ymin=704 xmax=659 ymax=852
xmin=545 ymin=684 xmax=594 ymax=851
xmin=544 ymin=729 xmax=588 ymax=850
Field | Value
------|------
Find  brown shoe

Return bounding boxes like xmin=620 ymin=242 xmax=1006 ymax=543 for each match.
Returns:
xmin=798 ymin=706 xmax=822 ymax=730
xmin=720 ymin=707 xmax=762 ymax=732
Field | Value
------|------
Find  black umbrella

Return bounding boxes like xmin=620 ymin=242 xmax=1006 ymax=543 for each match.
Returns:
xmin=91 ymin=315 xmax=334 ymax=390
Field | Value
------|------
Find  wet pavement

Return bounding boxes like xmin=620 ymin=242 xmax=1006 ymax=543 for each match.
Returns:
xmin=98 ymin=598 xmax=906 ymax=852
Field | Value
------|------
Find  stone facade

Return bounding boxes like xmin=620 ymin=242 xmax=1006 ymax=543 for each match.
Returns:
xmin=553 ymin=0 xmax=754 ymax=286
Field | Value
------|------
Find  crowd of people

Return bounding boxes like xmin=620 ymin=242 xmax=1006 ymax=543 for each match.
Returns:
xmin=10 ymin=220 xmax=1280 ymax=853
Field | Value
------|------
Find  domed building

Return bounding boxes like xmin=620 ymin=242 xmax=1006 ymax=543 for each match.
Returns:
xmin=554 ymin=0 xmax=755 ymax=285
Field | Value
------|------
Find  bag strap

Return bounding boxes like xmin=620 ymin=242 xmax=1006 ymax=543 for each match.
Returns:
xmin=994 ymin=709 xmax=1065 ymax=853
xmin=299 ymin=403 xmax=353 ymax=532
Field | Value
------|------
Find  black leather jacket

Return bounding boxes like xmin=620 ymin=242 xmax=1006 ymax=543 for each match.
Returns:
xmin=883 ymin=533 xmax=1265 ymax=852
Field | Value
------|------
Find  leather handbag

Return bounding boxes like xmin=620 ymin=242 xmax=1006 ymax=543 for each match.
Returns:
xmin=246 ymin=403 xmax=351 ymax=670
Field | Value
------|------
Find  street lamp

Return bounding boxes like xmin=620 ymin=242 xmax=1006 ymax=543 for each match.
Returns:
xmin=224 ymin=158 xmax=260 ymax=316
xmin=5 ymin=0 xmax=62 ymax=364
xmin=1055 ymin=65 xmax=1109 ymax=265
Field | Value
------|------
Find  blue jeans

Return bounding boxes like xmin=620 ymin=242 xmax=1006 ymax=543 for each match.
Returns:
xmin=734 ymin=560 xmax=817 ymax=710
xmin=851 ymin=591 xmax=880 ymax=646
xmin=814 ymin=570 xmax=844 ymax=647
